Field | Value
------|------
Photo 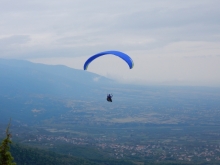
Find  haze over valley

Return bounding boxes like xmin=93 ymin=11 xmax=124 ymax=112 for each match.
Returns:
xmin=1 ymin=59 xmax=220 ymax=164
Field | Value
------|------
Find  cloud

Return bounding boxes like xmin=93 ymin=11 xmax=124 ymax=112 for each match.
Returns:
xmin=0 ymin=35 xmax=30 ymax=46
xmin=1 ymin=1 xmax=219 ymax=51
xmin=0 ymin=0 xmax=220 ymax=86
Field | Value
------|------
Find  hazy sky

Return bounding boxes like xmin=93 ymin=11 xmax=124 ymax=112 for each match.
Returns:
xmin=0 ymin=0 xmax=220 ymax=86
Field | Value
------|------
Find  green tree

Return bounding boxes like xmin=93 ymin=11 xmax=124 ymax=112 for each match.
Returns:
xmin=0 ymin=120 xmax=16 ymax=165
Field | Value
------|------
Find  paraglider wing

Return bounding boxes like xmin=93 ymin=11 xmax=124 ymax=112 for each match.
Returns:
xmin=84 ymin=50 xmax=134 ymax=70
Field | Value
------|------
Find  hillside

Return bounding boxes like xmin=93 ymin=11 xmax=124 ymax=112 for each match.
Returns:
xmin=10 ymin=143 xmax=135 ymax=165
xmin=0 ymin=58 xmax=114 ymax=98
xmin=0 ymin=58 xmax=115 ymax=124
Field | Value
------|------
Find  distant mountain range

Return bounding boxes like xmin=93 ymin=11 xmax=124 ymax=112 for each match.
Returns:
xmin=0 ymin=58 xmax=117 ymax=124
xmin=0 ymin=58 xmax=114 ymax=98
xmin=2 ymin=58 xmax=220 ymax=125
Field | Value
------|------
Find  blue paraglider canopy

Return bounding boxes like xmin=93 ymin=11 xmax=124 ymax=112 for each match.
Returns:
xmin=84 ymin=50 xmax=134 ymax=70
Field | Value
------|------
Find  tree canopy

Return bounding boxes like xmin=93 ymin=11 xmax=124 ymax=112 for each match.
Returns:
xmin=0 ymin=120 xmax=16 ymax=165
